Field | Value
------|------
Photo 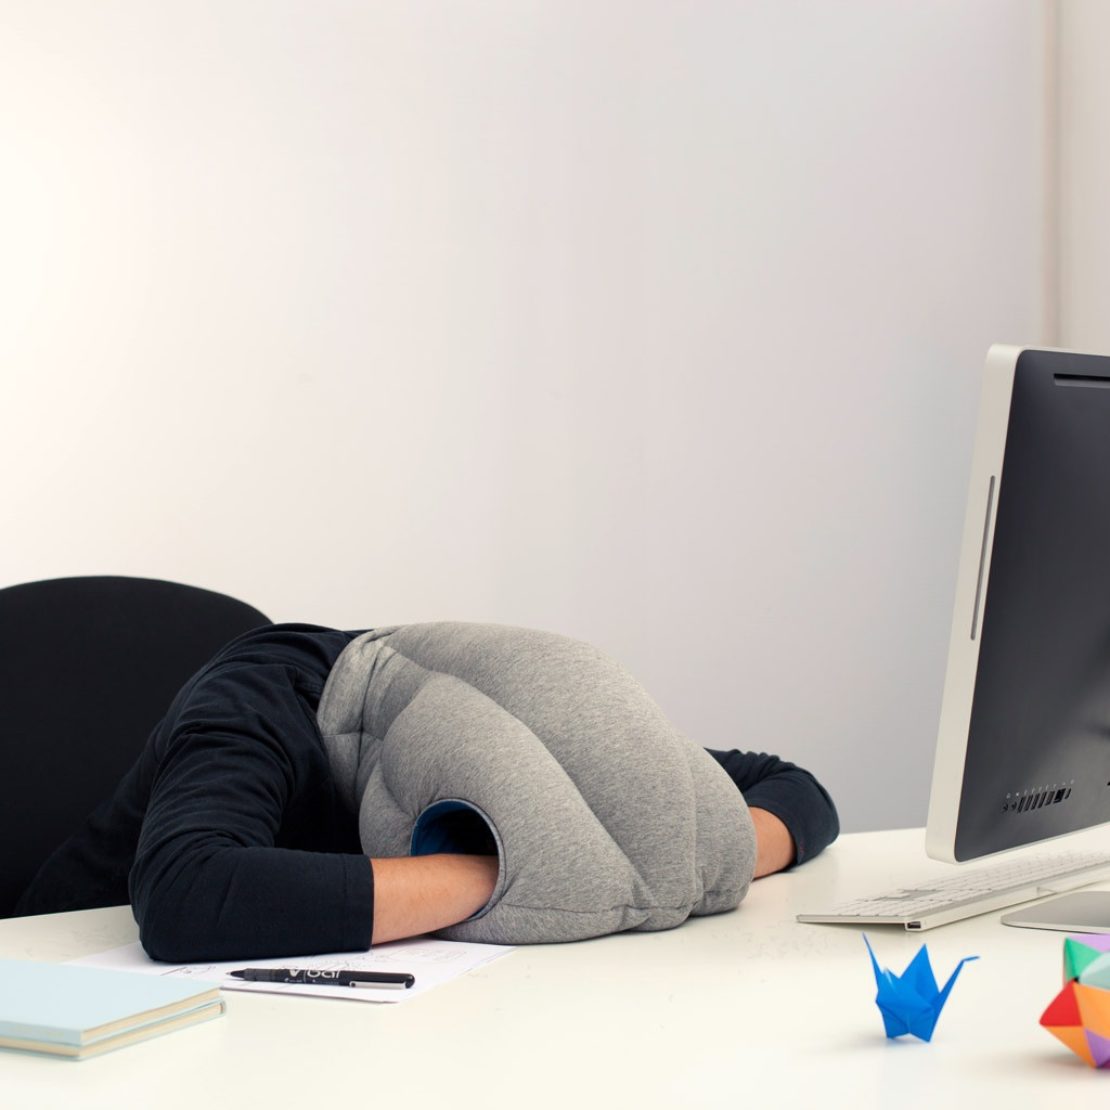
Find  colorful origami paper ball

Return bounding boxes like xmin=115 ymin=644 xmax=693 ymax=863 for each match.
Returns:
xmin=1040 ymin=934 xmax=1110 ymax=1068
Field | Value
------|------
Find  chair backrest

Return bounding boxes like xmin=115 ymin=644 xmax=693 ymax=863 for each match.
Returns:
xmin=0 ymin=576 xmax=271 ymax=917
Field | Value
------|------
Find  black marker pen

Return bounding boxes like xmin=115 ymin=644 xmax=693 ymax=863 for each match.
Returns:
xmin=229 ymin=968 xmax=415 ymax=989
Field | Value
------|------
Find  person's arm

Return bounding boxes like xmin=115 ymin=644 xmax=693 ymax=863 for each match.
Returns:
xmin=370 ymin=854 xmax=498 ymax=944
xmin=131 ymin=658 xmax=501 ymax=962
xmin=707 ymin=749 xmax=839 ymax=877
xmin=130 ymin=707 xmax=376 ymax=962
xmin=749 ymin=807 xmax=796 ymax=878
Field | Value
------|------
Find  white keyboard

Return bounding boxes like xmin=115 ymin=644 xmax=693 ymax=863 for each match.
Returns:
xmin=797 ymin=849 xmax=1110 ymax=931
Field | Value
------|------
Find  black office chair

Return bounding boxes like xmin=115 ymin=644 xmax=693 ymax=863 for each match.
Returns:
xmin=0 ymin=576 xmax=271 ymax=918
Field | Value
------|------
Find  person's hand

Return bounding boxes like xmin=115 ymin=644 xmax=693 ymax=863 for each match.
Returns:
xmin=749 ymin=807 xmax=795 ymax=878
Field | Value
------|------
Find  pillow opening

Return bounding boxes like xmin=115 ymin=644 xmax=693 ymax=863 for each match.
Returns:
xmin=411 ymin=799 xmax=504 ymax=923
xmin=411 ymin=799 xmax=498 ymax=857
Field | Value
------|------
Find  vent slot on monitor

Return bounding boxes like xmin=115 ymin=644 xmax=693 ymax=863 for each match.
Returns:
xmin=1002 ymin=785 xmax=1073 ymax=814
xmin=1054 ymin=373 xmax=1110 ymax=389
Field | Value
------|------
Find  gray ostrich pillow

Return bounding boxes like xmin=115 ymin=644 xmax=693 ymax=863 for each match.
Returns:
xmin=316 ymin=623 xmax=755 ymax=944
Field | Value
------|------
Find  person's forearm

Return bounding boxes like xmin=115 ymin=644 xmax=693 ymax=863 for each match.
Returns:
xmin=749 ymin=807 xmax=795 ymax=878
xmin=707 ymin=749 xmax=840 ymax=865
xmin=370 ymin=854 xmax=499 ymax=944
xmin=133 ymin=846 xmax=376 ymax=962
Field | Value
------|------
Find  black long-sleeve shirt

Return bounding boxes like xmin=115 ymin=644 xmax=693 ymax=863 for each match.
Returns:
xmin=16 ymin=624 xmax=838 ymax=960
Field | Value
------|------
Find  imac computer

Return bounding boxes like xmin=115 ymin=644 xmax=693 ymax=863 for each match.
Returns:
xmin=800 ymin=345 xmax=1110 ymax=931
xmin=927 ymin=344 xmax=1110 ymax=861
xmin=924 ymin=344 xmax=1110 ymax=925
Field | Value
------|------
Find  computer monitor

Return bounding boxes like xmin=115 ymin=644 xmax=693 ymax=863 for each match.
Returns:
xmin=926 ymin=345 xmax=1110 ymax=870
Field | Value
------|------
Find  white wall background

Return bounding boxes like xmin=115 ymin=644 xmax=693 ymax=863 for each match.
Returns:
xmin=1059 ymin=0 xmax=1110 ymax=353
xmin=0 ymin=1 xmax=1050 ymax=832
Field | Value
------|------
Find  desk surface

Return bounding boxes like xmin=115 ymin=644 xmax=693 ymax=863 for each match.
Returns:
xmin=4 ymin=828 xmax=1110 ymax=1109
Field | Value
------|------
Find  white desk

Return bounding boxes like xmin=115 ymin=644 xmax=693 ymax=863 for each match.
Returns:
xmin=4 ymin=828 xmax=1110 ymax=1109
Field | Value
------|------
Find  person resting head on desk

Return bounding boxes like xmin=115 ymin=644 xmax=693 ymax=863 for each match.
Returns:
xmin=16 ymin=623 xmax=839 ymax=962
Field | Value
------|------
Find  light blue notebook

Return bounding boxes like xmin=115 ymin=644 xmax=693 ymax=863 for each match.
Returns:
xmin=0 ymin=960 xmax=225 ymax=1059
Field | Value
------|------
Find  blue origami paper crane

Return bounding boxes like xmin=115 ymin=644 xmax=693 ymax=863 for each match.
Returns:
xmin=864 ymin=935 xmax=978 ymax=1042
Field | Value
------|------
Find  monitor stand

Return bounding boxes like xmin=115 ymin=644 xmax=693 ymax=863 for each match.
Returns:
xmin=1001 ymin=892 xmax=1110 ymax=933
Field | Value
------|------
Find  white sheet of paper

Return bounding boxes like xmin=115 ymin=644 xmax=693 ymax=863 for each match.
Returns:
xmin=70 ymin=937 xmax=514 ymax=1003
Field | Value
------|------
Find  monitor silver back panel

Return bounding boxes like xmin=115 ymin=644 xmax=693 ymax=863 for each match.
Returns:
xmin=926 ymin=345 xmax=1110 ymax=864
